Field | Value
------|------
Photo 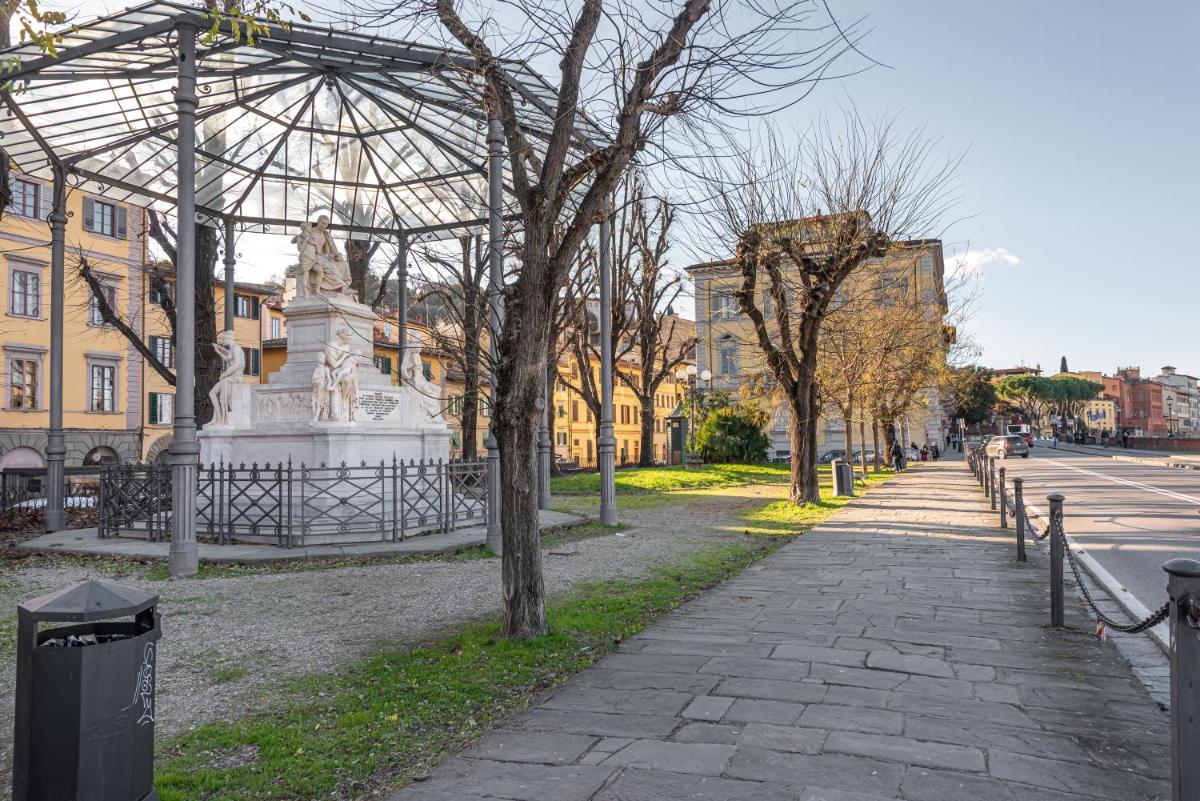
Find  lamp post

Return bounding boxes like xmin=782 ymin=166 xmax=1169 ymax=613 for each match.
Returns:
xmin=676 ymin=364 xmax=713 ymax=457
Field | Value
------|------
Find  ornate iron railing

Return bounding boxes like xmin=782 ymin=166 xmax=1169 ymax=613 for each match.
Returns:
xmin=98 ymin=457 xmax=487 ymax=547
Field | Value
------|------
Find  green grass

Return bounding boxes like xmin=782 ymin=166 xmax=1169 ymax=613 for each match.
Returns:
xmin=736 ymin=468 xmax=895 ymax=537
xmin=550 ymin=462 xmax=793 ymax=495
xmin=152 ymin=539 xmax=782 ymax=801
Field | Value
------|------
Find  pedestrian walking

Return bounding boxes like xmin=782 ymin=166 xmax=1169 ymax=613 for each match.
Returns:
xmin=891 ymin=441 xmax=905 ymax=471
xmin=920 ymin=444 xmax=928 ymax=461
xmin=931 ymin=444 xmax=940 ymax=460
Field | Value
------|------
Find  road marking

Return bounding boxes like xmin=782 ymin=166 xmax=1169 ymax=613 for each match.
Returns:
xmin=1040 ymin=456 xmax=1200 ymax=505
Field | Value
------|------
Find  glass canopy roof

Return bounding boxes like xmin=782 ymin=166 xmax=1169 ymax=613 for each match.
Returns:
xmin=0 ymin=1 xmax=601 ymax=240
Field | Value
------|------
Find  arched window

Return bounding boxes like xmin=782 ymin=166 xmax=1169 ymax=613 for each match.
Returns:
xmin=82 ymin=446 xmax=119 ymax=467
xmin=0 ymin=446 xmax=44 ymax=470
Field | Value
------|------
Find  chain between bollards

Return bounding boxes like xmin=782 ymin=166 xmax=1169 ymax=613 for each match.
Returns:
xmin=1013 ymin=477 xmax=1026 ymax=562
xmin=1048 ymin=493 xmax=1064 ymax=628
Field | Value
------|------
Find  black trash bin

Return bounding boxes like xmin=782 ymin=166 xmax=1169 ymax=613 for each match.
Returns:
xmin=13 ymin=580 xmax=161 ymax=801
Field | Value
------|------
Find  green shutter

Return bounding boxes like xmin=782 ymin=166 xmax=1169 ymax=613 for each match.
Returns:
xmin=251 ymin=297 xmax=261 ymax=320
xmin=148 ymin=392 xmax=158 ymax=423
xmin=82 ymin=198 xmax=95 ymax=232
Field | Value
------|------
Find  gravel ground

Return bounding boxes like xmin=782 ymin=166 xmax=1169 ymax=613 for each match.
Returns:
xmin=0 ymin=482 xmax=783 ymax=775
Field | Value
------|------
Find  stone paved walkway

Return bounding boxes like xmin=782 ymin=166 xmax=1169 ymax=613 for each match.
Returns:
xmin=387 ymin=461 xmax=1170 ymax=801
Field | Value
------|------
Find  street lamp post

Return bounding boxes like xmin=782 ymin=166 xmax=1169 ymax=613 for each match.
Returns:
xmin=675 ymin=365 xmax=713 ymax=458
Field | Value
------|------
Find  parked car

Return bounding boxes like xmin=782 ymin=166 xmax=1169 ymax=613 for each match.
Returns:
xmin=985 ymin=435 xmax=1029 ymax=459
xmin=818 ymin=450 xmax=846 ymax=464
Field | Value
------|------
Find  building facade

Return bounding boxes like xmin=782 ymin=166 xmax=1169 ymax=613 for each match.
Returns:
xmin=1154 ymin=366 xmax=1199 ymax=435
xmin=687 ymin=236 xmax=949 ymax=458
xmin=1 ymin=177 xmax=147 ymax=467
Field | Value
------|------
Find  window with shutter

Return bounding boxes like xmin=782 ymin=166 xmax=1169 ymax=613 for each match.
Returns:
xmin=10 ymin=179 xmax=39 ymax=218
xmin=243 ymin=347 xmax=261 ymax=377
xmin=115 ymin=206 xmax=128 ymax=239
xmin=82 ymin=198 xmax=96 ymax=232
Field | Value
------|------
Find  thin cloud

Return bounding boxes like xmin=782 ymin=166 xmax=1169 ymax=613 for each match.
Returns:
xmin=949 ymin=247 xmax=1023 ymax=278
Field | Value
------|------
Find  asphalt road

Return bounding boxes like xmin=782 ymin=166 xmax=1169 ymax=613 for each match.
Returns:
xmin=995 ymin=447 xmax=1200 ymax=614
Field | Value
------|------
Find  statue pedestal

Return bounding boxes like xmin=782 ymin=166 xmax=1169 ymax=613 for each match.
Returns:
xmin=198 ymin=296 xmax=452 ymax=543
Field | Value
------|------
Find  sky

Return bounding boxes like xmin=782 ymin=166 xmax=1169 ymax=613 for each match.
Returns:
xmin=777 ymin=1 xmax=1200 ymax=376
xmin=48 ymin=0 xmax=1200 ymax=377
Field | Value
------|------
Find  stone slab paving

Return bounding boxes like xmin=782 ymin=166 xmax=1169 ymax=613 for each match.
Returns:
xmin=15 ymin=509 xmax=581 ymax=562
xmin=387 ymin=462 xmax=1170 ymax=801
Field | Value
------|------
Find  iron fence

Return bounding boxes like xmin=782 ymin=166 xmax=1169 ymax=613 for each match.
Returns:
xmin=99 ymin=457 xmax=488 ymax=547
xmin=1 ymin=467 xmax=101 ymax=516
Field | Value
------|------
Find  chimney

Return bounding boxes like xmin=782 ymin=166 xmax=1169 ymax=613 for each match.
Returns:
xmin=1161 ymin=365 xmax=1176 ymax=376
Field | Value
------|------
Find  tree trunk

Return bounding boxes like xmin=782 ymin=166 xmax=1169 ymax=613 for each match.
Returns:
xmin=345 ymin=238 xmax=372 ymax=304
xmin=194 ymin=225 xmax=220 ymax=429
xmin=789 ymin=360 xmax=821 ymax=505
xmin=495 ymin=239 xmax=553 ymax=640
xmin=882 ymin=414 xmax=897 ymax=466
xmin=858 ymin=404 xmax=869 ymax=475
xmin=638 ymin=393 xmax=655 ymax=466
xmin=842 ymin=402 xmax=854 ymax=471
xmin=871 ymin=416 xmax=881 ymax=473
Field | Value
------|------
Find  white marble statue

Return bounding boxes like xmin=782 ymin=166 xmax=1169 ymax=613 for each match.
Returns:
xmin=401 ymin=333 xmax=443 ymax=421
xmin=292 ymin=215 xmax=354 ymax=299
xmin=208 ymin=330 xmax=245 ymax=426
xmin=310 ymin=352 xmax=331 ymax=421
xmin=315 ymin=326 xmax=360 ymax=422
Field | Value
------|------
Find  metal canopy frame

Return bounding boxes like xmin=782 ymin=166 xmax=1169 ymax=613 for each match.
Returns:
xmin=0 ymin=0 xmax=601 ymax=241
xmin=1 ymin=3 xmax=614 ymax=568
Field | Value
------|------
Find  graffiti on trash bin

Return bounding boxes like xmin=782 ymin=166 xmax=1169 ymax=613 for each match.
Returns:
xmin=126 ymin=643 xmax=155 ymax=726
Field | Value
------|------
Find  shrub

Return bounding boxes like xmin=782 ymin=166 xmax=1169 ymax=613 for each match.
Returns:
xmin=695 ymin=402 xmax=770 ymax=463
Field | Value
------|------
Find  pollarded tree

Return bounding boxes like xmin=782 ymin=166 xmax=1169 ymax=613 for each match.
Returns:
xmin=704 ymin=116 xmax=959 ymax=504
xmin=620 ymin=182 xmax=696 ymax=466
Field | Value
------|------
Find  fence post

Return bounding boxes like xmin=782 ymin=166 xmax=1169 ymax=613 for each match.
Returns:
xmin=998 ymin=467 xmax=1007 ymax=528
xmin=1164 ymin=558 xmax=1200 ymax=801
xmin=1048 ymin=493 xmax=1065 ymax=627
xmin=1013 ymin=477 xmax=1027 ymax=562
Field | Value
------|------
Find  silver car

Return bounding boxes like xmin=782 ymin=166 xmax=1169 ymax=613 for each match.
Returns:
xmin=985 ymin=435 xmax=1029 ymax=459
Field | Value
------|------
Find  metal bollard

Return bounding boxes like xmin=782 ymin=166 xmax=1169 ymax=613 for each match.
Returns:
xmin=998 ymin=467 xmax=1007 ymax=528
xmin=1013 ymin=477 xmax=1027 ymax=562
xmin=990 ymin=458 xmax=998 ymax=510
xmin=1048 ymin=493 xmax=1065 ymax=627
xmin=1164 ymin=558 xmax=1200 ymax=801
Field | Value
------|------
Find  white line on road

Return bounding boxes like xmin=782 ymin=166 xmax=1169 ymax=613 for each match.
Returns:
xmin=1040 ymin=456 xmax=1200 ymax=505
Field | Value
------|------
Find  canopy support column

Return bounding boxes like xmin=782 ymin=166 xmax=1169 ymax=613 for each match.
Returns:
xmin=169 ymin=22 xmax=200 ymax=578
xmin=397 ymin=236 xmax=408 ymax=377
xmin=598 ymin=207 xmax=618 ymax=526
xmin=45 ymin=166 xmax=67 ymax=532
xmin=222 ymin=218 xmax=235 ymax=332
xmin=538 ymin=373 xmax=552 ymax=510
xmin=484 ymin=115 xmax=504 ymax=555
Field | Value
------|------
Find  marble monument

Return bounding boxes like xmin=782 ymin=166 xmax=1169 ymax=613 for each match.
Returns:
xmin=198 ymin=221 xmax=450 ymax=470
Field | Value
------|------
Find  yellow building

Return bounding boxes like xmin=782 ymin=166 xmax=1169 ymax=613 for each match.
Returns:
xmin=686 ymin=237 xmax=949 ymax=457
xmin=552 ymin=355 xmax=689 ymax=468
xmin=140 ymin=268 xmax=280 ymax=462
xmin=0 ymin=176 xmax=148 ymax=467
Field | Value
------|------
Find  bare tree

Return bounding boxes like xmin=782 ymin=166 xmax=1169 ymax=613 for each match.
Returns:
xmin=364 ymin=0 xmax=856 ymax=638
xmin=411 ymin=235 xmax=490 ymax=458
xmin=702 ymin=115 xmax=959 ymax=504
xmin=619 ymin=182 xmax=695 ymax=465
